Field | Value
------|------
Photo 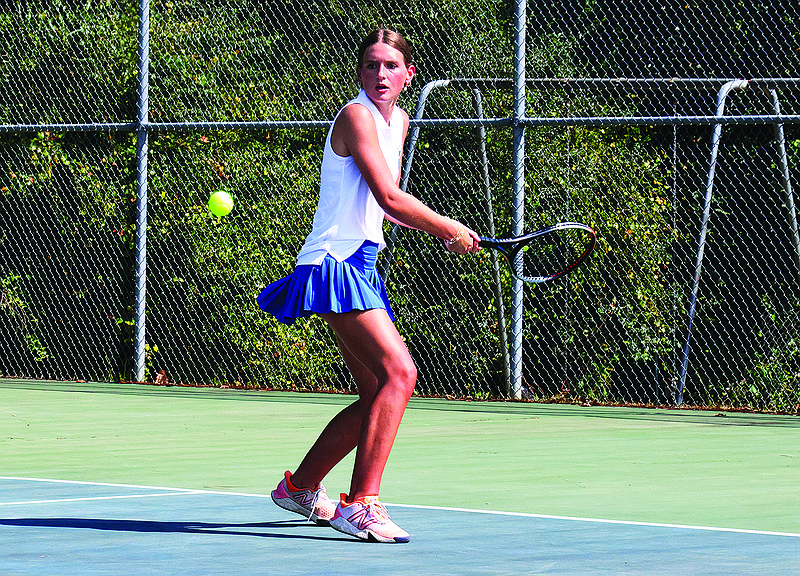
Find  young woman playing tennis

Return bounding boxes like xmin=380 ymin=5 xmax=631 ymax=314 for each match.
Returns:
xmin=257 ymin=29 xmax=479 ymax=543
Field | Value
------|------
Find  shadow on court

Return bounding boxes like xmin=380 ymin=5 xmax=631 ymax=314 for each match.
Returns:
xmin=0 ymin=517 xmax=353 ymax=541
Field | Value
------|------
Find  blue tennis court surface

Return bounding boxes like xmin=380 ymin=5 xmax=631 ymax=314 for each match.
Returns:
xmin=2 ymin=477 xmax=797 ymax=575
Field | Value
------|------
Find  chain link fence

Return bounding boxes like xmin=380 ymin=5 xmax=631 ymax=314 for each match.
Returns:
xmin=2 ymin=0 xmax=799 ymax=412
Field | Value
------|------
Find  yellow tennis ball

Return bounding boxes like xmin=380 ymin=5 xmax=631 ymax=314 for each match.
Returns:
xmin=208 ymin=191 xmax=233 ymax=217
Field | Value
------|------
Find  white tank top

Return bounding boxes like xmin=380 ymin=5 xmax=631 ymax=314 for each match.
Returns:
xmin=295 ymin=90 xmax=404 ymax=266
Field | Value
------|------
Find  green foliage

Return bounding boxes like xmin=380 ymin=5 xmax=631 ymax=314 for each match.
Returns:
xmin=519 ymin=124 xmax=677 ymax=402
xmin=729 ymin=296 xmax=800 ymax=412
xmin=0 ymin=273 xmax=49 ymax=362
xmin=142 ymin=128 xmax=349 ymax=387
xmin=0 ymin=129 xmax=134 ymax=381
xmin=0 ymin=0 xmax=138 ymax=123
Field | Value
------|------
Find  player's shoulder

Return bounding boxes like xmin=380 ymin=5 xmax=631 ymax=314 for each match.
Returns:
xmin=336 ymin=101 xmax=407 ymax=133
xmin=338 ymin=101 xmax=375 ymax=127
xmin=341 ymin=100 xmax=373 ymax=117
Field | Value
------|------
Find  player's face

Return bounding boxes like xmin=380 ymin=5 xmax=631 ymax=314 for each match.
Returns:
xmin=357 ymin=42 xmax=414 ymax=105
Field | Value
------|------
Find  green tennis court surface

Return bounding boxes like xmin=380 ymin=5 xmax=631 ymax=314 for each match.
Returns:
xmin=1 ymin=379 xmax=798 ymax=574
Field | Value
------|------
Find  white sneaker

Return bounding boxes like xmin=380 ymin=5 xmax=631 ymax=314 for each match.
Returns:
xmin=329 ymin=494 xmax=410 ymax=543
xmin=270 ymin=471 xmax=336 ymax=524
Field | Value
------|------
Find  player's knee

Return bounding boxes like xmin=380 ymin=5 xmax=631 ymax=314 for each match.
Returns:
xmin=390 ymin=360 xmax=417 ymax=399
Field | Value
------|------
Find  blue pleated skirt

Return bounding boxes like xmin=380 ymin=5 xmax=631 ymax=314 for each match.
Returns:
xmin=256 ymin=241 xmax=394 ymax=325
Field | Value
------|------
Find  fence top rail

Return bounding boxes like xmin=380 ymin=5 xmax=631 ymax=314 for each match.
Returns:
xmin=3 ymin=115 xmax=800 ymax=134
xmin=444 ymin=77 xmax=800 ymax=92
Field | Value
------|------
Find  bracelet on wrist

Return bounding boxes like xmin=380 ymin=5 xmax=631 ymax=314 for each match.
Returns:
xmin=444 ymin=226 xmax=465 ymax=246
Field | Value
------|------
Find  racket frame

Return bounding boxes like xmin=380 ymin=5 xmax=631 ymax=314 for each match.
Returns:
xmin=479 ymin=222 xmax=597 ymax=284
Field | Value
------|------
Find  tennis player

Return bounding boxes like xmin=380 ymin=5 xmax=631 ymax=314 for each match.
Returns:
xmin=257 ymin=29 xmax=479 ymax=543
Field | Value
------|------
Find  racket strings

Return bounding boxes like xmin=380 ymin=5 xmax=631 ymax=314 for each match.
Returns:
xmin=513 ymin=229 xmax=592 ymax=282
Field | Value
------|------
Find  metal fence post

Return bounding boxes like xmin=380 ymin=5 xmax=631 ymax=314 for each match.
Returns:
xmin=133 ymin=0 xmax=151 ymax=382
xmin=510 ymin=0 xmax=526 ymax=398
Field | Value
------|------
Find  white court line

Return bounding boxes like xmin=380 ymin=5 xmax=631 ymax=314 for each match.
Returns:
xmin=0 ymin=476 xmax=203 ymax=494
xmin=388 ymin=503 xmax=800 ymax=539
xmin=0 ymin=476 xmax=272 ymax=499
xmin=0 ymin=492 xmax=202 ymax=507
xmin=2 ymin=476 xmax=798 ymax=539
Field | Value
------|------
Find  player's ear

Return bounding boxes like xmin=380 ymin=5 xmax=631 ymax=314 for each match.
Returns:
xmin=404 ymin=64 xmax=416 ymax=88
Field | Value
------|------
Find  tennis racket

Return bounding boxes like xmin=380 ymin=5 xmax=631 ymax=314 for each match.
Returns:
xmin=479 ymin=222 xmax=597 ymax=283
